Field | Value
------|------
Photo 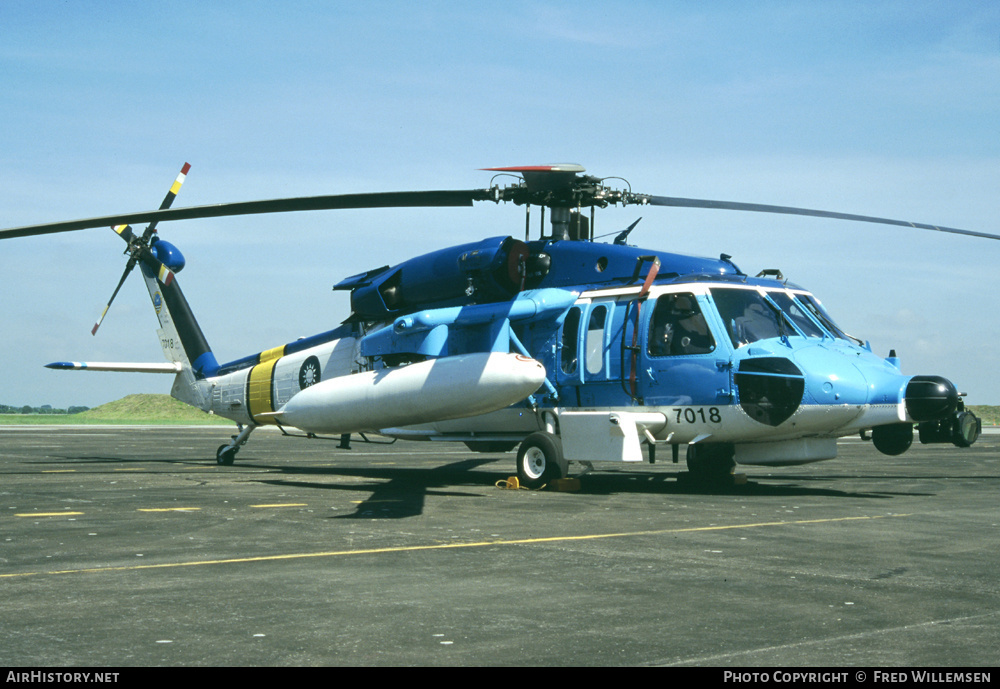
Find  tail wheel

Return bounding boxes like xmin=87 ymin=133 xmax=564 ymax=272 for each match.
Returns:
xmin=216 ymin=445 xmax=237 ymax=466
xmin=516 ymin=432 xmax=566 ymax=489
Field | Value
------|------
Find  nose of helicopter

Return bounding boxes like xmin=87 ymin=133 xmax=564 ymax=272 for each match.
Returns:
xmin=736 ymin=345 xmax=962 ymax=428
xmin=803 ymin=349 xmax=960 ymax=421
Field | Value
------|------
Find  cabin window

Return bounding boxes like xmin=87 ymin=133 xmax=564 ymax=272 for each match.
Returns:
xmin=647 ymin=293 xmax=715 ymax=356
xmin=585 ymin=305 xmax=607 ymax=375
xmin=711 ymin=288 xmax=793 ymax=349
xmin=560 ymin=307 xmax=581 ymax=374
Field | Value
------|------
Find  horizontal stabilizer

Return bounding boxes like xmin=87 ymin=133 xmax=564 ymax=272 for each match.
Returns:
xmin=45 ymin=361 xmax=184 ymax=374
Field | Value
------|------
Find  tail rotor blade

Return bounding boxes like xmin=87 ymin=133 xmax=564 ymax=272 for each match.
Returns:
xmin=92 ymin=257 xmax=137 ymax=335
xmin=94 ymin=164 xmax=190 ymax=334
xmin=112 ymin=224 xmax=136 ymax=244
xmin=142 ymin=162 xmax=190 ymax=241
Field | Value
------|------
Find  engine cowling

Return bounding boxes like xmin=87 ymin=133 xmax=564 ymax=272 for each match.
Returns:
xmin=337 ymin=236 xmax=532 ymax=319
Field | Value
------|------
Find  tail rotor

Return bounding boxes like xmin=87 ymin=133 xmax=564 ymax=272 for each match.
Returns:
xmin=91 ymin=163 xmax=190 ymax=335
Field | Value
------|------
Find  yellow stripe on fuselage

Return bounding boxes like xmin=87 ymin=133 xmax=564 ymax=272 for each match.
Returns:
xmin=260 ymin=345 xmax=285 ymax=362
xmin=245 ymin=345 xmax=288 ymax=424
xmin=248 ymin=357 xmax=280 ymax=424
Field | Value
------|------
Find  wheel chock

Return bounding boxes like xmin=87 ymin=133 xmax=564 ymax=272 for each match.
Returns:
xmin=497 ymin=476 xmax=581 ymax=491
xmin=498 ymin=476 xmax=521 ymax=490
xmin=549 ymin=477 xmax=581 ymax=492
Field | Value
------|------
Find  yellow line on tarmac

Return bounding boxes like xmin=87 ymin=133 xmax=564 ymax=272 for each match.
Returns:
xmin=14 ymin=512 xmax=84 ymax=518
xmin=250 ymin=503 xmax=307 ymax=508
xmin=0 ymin=514 xmax=909 ymax=579
xmin=136 ymin=507 xmax=201 ymax=512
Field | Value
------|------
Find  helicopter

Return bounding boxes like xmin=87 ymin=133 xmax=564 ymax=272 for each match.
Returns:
xmin=2 ymin=163 xmax=994 ymax=487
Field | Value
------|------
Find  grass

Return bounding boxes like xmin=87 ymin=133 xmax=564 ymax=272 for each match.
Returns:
xmin=967 ymin=406 xmax=1000 ymax=427
xmin=0 ymin=394 xmax=232 ymax=425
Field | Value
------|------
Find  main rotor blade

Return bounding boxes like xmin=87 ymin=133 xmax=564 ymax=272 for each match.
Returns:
xmin=640 ymin=195 xmax=1000 ymax=241
xmin=0 ymin=189 xmax=490 ymax=240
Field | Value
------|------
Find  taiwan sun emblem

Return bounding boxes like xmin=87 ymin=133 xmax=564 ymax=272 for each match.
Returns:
xmin=298 ymin=356 xmax=321 ymax=390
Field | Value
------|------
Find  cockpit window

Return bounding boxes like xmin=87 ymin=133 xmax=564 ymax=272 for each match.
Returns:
xmin=648 ymin=293 xmax=715 ymax=356
xmin=710 ymin=288 xmax=793 ymax=349
xmin=798 ymin=294 xmax=862 ymax=344
xmin=769 ymin=292 xmax=825 ymax=338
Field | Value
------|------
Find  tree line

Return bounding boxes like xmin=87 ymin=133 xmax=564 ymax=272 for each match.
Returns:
xmin=0 ymin=404 xmax=90 ymax=415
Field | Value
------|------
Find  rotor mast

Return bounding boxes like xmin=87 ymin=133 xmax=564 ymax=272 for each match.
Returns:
xmin=482 ymin=164 xmax=622 ymax=242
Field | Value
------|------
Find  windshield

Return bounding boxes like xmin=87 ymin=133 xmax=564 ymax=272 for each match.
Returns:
xmin=797 ymin=294 xmax=862 ymax=344
xmin=768 ymin=292 xmax=826 ymax=338
xmin=711 ymin=288 xmax=793 ymax=348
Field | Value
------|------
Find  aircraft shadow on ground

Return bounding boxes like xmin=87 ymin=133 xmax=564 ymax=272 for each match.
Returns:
xmin=27 ymin=454 xmax=933 ymax=520
xmin=243 ymin=459 xmax=914 ymax=518
xmin=253 ymin=458 xmax=496 ymax=520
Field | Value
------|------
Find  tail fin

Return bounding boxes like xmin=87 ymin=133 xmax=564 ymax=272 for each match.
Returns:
xmin=138 ymin=253 xmax=219 ymax=409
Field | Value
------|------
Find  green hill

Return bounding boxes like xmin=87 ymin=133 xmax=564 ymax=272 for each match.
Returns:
xmin=968 ymin=406 xmax=1000 ymax=427
xmin=74 ymin=394 xmax=231 ymax=424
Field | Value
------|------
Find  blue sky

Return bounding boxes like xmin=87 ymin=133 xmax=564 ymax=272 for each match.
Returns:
xmin=2 ymin=1 xmax=999 ymax=407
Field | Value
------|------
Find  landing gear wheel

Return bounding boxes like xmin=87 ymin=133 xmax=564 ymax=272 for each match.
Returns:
xmin=216 ymin=444 xmax=237 ymax=466
xmin=953 ymin=411 xmax=980 ymax=448
xmin=516 ymin=432 xmax=566 ymax=489
xmin=685 ymin=443 xmax=735 ymax=484
xmin=871 ymin=423 xmax=913 ymax=456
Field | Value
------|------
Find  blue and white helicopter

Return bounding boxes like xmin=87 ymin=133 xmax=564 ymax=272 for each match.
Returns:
xmin=2 ymin=164 xmax=993 ymax=487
